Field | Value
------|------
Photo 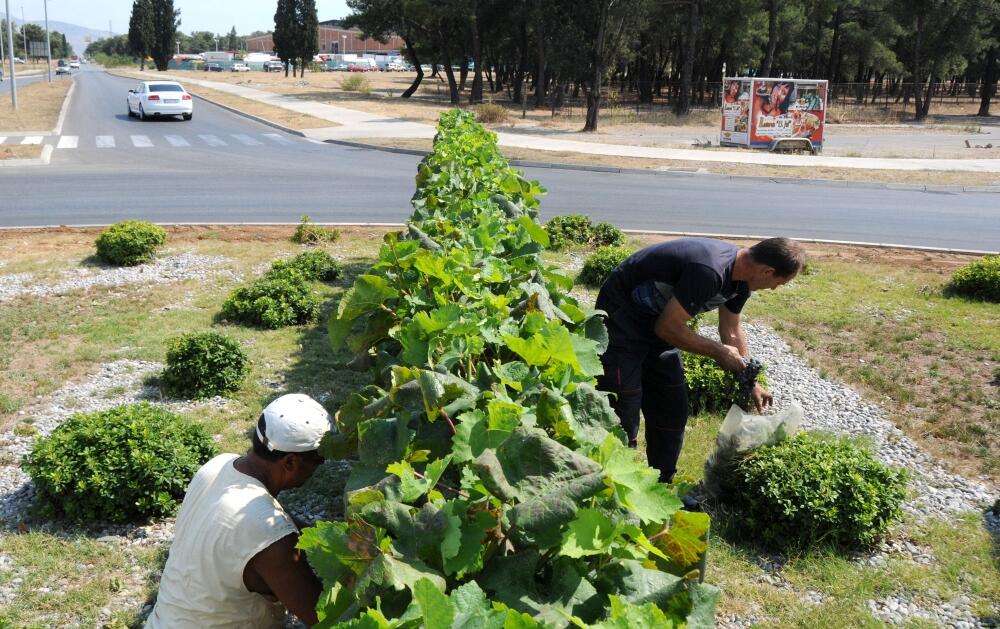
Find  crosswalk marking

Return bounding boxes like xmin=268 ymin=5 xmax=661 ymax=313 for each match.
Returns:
xmin=232 ymin=134 xmax=262 ymax=146
xmin=164 ymin=135 xmax=190 ymax=147
xmin=96 ymin=135 xmax=116 ymax=148
xmin=0 ymin=137 xmax=6 ymax=145
xmin=57 ymin=135 xmax=78 ymax=149
xmin=198 ymin=134 xmax=227 ymax=147
xmin=263 ymin=133 xmax=293 ymax=145
xmin=131 ymin=135 xmax=153 ymax=148
xmin=20 ymin=136 xmax=43 ymax=145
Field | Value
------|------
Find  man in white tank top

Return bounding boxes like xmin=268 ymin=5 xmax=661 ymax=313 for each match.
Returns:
xmin=146 ymin=394 xmax=334 ymax=629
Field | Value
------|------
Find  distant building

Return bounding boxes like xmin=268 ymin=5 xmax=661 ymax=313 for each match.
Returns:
xmin=246 ymin=19 xmax=404 ymax=56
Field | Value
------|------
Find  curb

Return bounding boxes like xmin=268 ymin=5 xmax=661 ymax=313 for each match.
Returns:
xmin=0 ymin=143 xmax=52 ymax=168
xmin=104 ymin=69 xmax=305 ymax=138
xmin=0 ymin=222 xmax=994 ymax=256
xmin=52 ymin=80 xmax=76 ymax=136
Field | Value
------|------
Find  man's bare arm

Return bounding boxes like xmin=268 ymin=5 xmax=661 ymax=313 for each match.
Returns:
xmin=245 ymin=533 xmax=321 ymax=626
xmin=654 ymin=299 xmax=745 ymax=372
xmin=718 ymin=307 xmax=749 ymax=357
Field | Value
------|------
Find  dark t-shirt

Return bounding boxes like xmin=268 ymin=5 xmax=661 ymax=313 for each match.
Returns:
xmin=598 ymin=238 xmax=751 ymax=318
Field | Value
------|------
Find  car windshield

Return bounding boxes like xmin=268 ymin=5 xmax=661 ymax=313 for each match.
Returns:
xmin=149 ymin=84 xmax=184 ymax=92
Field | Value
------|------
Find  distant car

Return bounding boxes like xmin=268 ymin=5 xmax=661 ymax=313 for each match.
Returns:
xmin=328 ymin=62 xmax=350 ymax=71
xmin=126 ymin=80 xmax=193 ymax=121
xmin=230 ymin=63 xmax=249 ymax=72
xmin=56 ymin=65 xmax=70 ymax=75
xmin=69 ymin=61 xmax=80 ymax=69
xmin=204 ymin=63 xmax=223 ymax=72
xmin=265 ymin=60 xmax=284 ymax=72
xmin=13 ymin=57 xmax=24 ymax=64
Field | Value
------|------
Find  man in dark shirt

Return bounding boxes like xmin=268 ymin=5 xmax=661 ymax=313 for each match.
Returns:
xmin=596 ymin=237 xmax=806 ymax=483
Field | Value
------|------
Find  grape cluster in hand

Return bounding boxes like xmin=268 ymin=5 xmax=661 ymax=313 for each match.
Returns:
xmin=737 ymin=357 xmax=763 ymax=401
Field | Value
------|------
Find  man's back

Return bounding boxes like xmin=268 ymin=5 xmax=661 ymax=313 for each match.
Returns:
xmin=146 ymin=453 xmax=297 ymax=629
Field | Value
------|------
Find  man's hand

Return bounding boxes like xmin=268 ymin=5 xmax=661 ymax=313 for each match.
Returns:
xmin=751 ymin=384 xmax=773 ymax=413
xmin=714 ymin=344 xmax=747 ymax=373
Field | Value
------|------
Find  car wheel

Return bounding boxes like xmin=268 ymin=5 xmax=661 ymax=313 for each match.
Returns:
xmin=182 ymin=113 xmax=192 ymax=121
xmin=138 ymin=104 xmax=146 ymax=121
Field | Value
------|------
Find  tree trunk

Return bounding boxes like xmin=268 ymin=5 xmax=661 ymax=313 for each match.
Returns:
xmin=441 ymin=47 xmax=459 ymax=103
xmin=674 ymin=0 xmax=700 ymax=116
xmin=469 ymin=3 xmax=483 ymax=104
xmin=583 ymin=1 xmax=610 ymax=132
xmin=920 ymin=60 xmax=938 ymax=119
xmin=533 ymin=9 xmax=546 ymax=107
xmin=913 ymin=15 xmax=924 ymax=120
xmin=401 ymin=38 xmax=423 ymax=98
xmin=637 ymin=50 xmax=654 ymax=104
xmin=760 ymin=0 xmax=778 ymax=77
xmin=978 ymin=47 xmax=997 ymax=116
xmin=459 ymin=63 xmax=468 ymax=91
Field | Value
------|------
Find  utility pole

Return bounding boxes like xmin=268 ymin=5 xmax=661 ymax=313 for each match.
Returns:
xmin=5 ymin=0 xmax=16 ymax=108
xmin=43 ymin=0 xmax=50 ymax=82
xmin=20 ymin=5 xmax=26 ymax=59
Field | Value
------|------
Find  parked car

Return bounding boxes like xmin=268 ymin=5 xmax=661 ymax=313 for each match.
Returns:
xmin=126 ymin=81 xmax=193 ymax=121
xmin=328 ymin=62 xmax=350 ymax=71
xmin=265 ymin=60 xmax=284 ymax=72
xmin=204 ymin=63 xmax=223 ymax=72
xmin=230 ymin=63 xmax=249 ymax=72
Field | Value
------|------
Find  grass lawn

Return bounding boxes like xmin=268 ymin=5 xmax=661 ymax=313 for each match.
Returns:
xmin=0 ymin=77 xmax=72 ymax=134
xmin=0 ymin=226 xmax=996 ymax=627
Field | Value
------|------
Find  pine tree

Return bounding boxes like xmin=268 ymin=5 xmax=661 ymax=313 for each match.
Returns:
xmin=226 ymin=26 xmax=239 ymax=51
xmin=149 ymin=0 xmax=180 ymax=71
xmin=297 ymin=0 xmax=319 ymax=77
xmin=127 ymin=0 xmax=153 ymax=70
xmin=273 ymin=0 xmax=297 ymax=77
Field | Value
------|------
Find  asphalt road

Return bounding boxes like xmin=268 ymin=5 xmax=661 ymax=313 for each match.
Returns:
xmin=0 ymin=71 xmax=48 ymax=96
xmin=0 ymin=68 xmax=998 ymax=252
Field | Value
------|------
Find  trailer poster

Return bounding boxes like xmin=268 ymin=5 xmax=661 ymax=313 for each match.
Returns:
xmin=720 ymin=79 xmax=751 ymax=146
xmin=749 ymin=79 xmax=827 ymax=148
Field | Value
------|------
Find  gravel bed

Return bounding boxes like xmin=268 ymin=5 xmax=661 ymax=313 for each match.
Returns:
xmin=0 ymin=252 xmax=239 ymax=302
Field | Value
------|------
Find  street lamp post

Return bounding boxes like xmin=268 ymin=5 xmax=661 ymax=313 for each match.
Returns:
xmin=340 ymin=34 xmax=346 ymax=55
xmin=5 ymin=0 xmax=16 ymax=108
xmin=43 ymin=0 xmax=51 ymax=82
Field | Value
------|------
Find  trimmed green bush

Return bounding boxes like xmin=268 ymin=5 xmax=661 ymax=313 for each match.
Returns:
xmin=545 ymin=214 xmax=626 ymax=250
xmin=22 ymin=403 xmax=216 ymax=523
xmin=272 ymin=250 xmax=341 ymax=281
xmin=947 ymin=254 xmax=1000 ymax=302
xmin=684 ymin=352 xmax=765 ymax=413
xmin=95 ymin=220 xmax=167 ymax=266
xmin=220 ymin=267 xmax=319 ymax=328
xmin=727 ymin=432 xmax=907 ymax=549
xmin=291 ymin=215 xmax=340 ymax=245
xmin=577 ymin=245 xmax=633 ymax=287
xmin=162 ymin=331 xmax=250 ymax=399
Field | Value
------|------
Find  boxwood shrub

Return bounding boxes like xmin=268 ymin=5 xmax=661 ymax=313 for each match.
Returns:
xmin=947 ymin=254 xmax=1000 ymax=302
xmin=162 ymin=331 xmax=250 ymax=399
xmin=22 ymin=403 xmax=216 ymax=524
xmin=726 ymin=432 xmax=907 ymax=549
xmin=577 ymin=245 xmax=633 ymax=287
xmin=684 ymin=352 xmax=765 ymax=413
xmin=220 ymin=267 xmax=319 ymax=328
xmin=546 ymin=214 xmax=626 ymax=250
xmin=271 ymin=250 xmax=341 ymax=282
xmin=95 ymin=220 xmax=167 ymax=266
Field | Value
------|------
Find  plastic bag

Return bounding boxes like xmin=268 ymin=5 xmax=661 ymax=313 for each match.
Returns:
xmin=703 ymin=403 xmax=803 ymax=498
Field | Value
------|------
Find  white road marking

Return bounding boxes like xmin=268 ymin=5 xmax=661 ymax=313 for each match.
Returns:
xmin=96 ymin=135 xmax=116 ymax=148
xmin=198 ymin=134 xmax=227 ymax=147
xmin=20 ymin=136 xmax=43 ymax=145
xmin=164 ymin=135 xmax=190 ymax=147
xmin=56 ymin=135 xmax=79 ymax=149
xmin=231 ymin=134 xmax=262 ymax=146
xmin=131 ymin=135 xmax=154 ymax=148
xmin=263 ymin=133 xmax=293 ymax=145
xmin=0 ymin=137 xmax=6 ymax=145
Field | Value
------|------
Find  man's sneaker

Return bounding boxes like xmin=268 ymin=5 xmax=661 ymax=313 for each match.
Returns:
xmin=681 ymin=493 xmax=702 ymax=512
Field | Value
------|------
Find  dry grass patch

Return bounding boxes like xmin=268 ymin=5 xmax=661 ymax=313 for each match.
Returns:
xmin=0 ymin=78 xmax=71 ymax=132
xmin=0 ymin=144 xmax=44 ymax=160
xmin=353 ymin=136 xmax=1000 ymax=186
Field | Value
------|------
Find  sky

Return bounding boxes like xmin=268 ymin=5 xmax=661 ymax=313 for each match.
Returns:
xmin=8 ymin=0 xmax=351 ymax=34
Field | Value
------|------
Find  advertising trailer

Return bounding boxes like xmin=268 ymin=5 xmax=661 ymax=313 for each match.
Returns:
xmin=720 ymin=77 xmax=828 ymax=151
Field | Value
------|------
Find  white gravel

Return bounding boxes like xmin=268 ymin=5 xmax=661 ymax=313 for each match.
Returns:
xmin=0 ymin=252 xmax=239 ymax=302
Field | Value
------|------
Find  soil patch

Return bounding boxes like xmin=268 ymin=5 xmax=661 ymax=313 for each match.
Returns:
xmin=0 ymin=78 xmax=71 ymax=133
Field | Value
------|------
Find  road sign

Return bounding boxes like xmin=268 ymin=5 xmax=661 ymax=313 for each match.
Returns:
xmin=29 ymin=40 xmax=48 ymax=57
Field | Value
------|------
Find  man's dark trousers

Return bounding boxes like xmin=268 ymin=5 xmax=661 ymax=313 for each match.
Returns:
xmin=596 ymin=291 xmax=688 ymax=483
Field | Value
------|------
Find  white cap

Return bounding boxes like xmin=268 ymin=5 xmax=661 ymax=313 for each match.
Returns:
xmin=257 ymin=394 xmax=333 ymax=453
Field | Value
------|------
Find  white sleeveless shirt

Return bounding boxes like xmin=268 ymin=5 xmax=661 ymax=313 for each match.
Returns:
xmin=146 ymin=453 xmax=298 ymax=629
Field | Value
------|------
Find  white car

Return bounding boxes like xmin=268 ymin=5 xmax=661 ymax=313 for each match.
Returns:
xmin=230 ymin=63 xmax=250 ymax=72
xmin=126 ymin=81 xmax=193 ymax=121
xmin=69 ymin=60 xmax=80 ymax=69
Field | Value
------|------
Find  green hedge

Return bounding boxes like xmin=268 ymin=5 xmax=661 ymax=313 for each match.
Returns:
xmin=577 ymin=245 xmax=633 ymax=287
xmin=546 ymin=214 xmax=626 ymax=251
xmin=272 ymin=250 xmax=341 ymax=282
xmin=23 ymin=403 xmax=216 ymax=524
xmin=948 ymin=254 xmax=1000 ymax=302
xmin=684 ymin=352 xmax=765 ymax=413
xmin=220 ymin=267 xmax=320 ymax=328
xmin=162 ymin=331 xmax=250 ymax=399
xmin=95 ymin=220 xmax=166 ymax=266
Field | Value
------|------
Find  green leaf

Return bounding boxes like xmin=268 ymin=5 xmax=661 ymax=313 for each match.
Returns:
xmin=560 ymin=508 xmax=618 ymax=558
xmin=328 ymin=315 xmax=355 ymax=352
xmin=595 ymin=435 xmax=682 ymax=524
xmin=452 ymin=409 xmax=514 ymax=464
xmin=593 ymin=559 xmax=684 ymax=609
xmin=685 ymin=582 xmax=721 ymax=629
xmin=413 ymin=577 xmax=454 ymax=629
xmin=297 ymin=520 xmax=380 ymax=585
xmin=654 ymin=510 xmax=710 ymax=572
xmin=338 ymin=275 xmax=399 ymax=321
xmin=591 ymin=596 xmax=676 ymax=629
xmin=565 ymin=384 xmax=621 ymax=447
